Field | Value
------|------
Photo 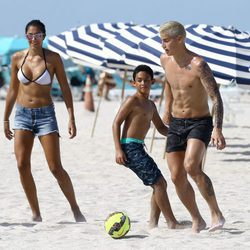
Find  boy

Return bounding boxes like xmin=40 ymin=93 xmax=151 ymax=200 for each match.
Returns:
xmin=112 ymin=65 xmax=180 ymax=229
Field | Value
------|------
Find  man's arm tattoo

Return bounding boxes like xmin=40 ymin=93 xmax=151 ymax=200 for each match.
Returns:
xmin=200 ymin=61 xmax=224 ymax=128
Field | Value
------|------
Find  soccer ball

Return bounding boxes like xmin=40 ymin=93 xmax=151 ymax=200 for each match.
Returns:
xmin=104 ymin=212 xmax=131 ymax=239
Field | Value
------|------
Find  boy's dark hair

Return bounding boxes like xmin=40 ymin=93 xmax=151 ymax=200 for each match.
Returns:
xmin=25 ymin=20 xmax=46 ymax=35
xmin=133 ymin=65 xmax=154 ymax=81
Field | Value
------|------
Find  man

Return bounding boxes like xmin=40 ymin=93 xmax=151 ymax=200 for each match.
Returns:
xmin=160 ymin=21 xmax=226 ymax=233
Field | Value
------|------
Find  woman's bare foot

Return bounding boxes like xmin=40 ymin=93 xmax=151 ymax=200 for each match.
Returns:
xmin=72 ymin=208 xmax=86 ymax=222
xmin=32 ymin=214 xmax=42 ymax=222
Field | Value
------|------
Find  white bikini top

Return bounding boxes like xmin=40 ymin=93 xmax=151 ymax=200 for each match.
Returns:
xmin=17 ymin=49 xmax=51 ymax=85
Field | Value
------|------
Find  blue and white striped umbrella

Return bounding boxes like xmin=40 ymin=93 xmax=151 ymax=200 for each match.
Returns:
xmin=186 ymin=24 xmax=250 ymax=85
xmin=48 ymin=32 xmax=69 ymax=60
xmin=139 ymin=24 xmax=250 ymax=86
xmin=48 ymin=22 xmax=135 ymax=70
xmin=103 ymin=25 xmax=164 ymax=73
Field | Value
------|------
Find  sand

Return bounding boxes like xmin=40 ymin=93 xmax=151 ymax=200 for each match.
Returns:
xmin=0 ymin=87 xmax=250 ymax=249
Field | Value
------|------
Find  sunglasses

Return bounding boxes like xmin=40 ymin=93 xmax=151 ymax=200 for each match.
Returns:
xmin=26 ymin=33 xmax=44 ymax=41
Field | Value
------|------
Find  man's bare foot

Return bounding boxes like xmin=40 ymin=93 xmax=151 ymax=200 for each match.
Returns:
xmin=209 ymin=213 xmax=225 ymax=232
xmin=72 ymin=208 xmax=86 ymax=222
xmin=32 ymin=215 xmax=42 ymax=222
xmin=192 ymin=218 xmax=206 ymax=233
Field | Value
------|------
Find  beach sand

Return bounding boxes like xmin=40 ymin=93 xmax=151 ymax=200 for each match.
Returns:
xmin=0 ymin=88 xmax=250 ymax=249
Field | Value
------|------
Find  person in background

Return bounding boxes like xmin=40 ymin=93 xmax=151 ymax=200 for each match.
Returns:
xmin=98 ymin=71 xmax=116 ymax=100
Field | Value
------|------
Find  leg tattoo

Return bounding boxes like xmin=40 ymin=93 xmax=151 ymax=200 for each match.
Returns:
xmin=204 ymin=174 xmax=215 ymax=196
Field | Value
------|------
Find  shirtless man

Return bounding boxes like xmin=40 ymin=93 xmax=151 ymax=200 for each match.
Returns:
xmin=159 ymin=21 xmax=226 ymax=233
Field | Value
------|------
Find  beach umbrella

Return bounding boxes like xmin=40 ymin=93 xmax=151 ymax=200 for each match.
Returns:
xmin=0 ymin=36 xmax=29 ymax=57
xmin=103 ymin=25 xmax=164 ymax=73
xmin=185 ymin=24 xmax=250 ymax=86
xmin=47 ymin=33 xmax=70 ymax=60
xmin=139 ymin=24 xmax=250 ymax=86
xmin=0 ymin=36 xmax=29 ymax=65
xmin=102 ymin=24 xmax=165 ymax=102
xmin=48 ymin=22 xmax=136 ymax=69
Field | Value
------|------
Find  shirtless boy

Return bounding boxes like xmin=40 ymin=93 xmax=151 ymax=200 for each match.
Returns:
xmin=113 ymin=65 xmax=181 ymax=229
xmin=159 ymin=21 xmax=226 ymax=233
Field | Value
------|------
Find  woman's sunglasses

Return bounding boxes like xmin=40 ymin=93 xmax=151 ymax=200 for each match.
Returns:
xmin=26 ymin=33 xmax=44 ymax=41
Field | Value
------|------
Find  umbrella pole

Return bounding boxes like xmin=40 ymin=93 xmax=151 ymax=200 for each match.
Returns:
xmin=91 ymin=89 xmax=103 ymax=138
xmin=121 ymin=69 xmax=127 ymax=103
xmin=150 ymin=81 xmax=165 ymax=153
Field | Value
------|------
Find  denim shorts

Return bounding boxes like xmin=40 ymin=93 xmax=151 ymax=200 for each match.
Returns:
xmin=13 ymin=103 xmax=59 ymax=136
xmin=121 ymin=140 xmax=162 ymax=186
xmin=166 ymin=116 xmax=213 ymax=152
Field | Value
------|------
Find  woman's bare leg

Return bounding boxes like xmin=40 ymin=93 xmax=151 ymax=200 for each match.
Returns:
xmin=14 ymin=130 xmax=42 ymax=221
xmin=39 ymin=133 xmax=85 ymax=222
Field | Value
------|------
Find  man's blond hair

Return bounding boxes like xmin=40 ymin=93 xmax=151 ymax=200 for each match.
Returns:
xmin=159 ymin=21 xmax=186 ymax=38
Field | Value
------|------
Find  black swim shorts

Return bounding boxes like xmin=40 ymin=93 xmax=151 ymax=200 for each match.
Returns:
xmin=166 ymin=116 xmax=213 ymax=153
xmin=121 ymin=142 xmax=162 ymax=186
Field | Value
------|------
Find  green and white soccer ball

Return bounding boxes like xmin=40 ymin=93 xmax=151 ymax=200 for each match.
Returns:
xmin=104 ymin=212 xmax=131 ymax=239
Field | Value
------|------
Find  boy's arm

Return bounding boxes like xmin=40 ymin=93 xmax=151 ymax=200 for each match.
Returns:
xmin=162 ymin=80 xmax=173 ymax=125
xmin=112 ymin=97 xmax=134 ymax=165
xmin=152 ymin=102 xmax=168 ymax=136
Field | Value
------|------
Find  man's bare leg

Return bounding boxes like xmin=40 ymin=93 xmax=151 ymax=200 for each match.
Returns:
xmin=185 ymin=139 xmax=225 ymax=232
xmin=190 ymin=172 xmax=225 ymax=231
xmin=167 ymin=151 xmax=206 ymax=233
xmin=15 ymin=130 xmax=42 ymax=221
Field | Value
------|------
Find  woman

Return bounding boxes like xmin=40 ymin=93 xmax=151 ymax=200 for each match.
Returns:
xmin=3 ymin=20 xmax=85 ymax=222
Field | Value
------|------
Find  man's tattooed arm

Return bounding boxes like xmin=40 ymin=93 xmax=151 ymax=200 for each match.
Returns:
xmin=199 ymin=61 xmax=224 ymax=129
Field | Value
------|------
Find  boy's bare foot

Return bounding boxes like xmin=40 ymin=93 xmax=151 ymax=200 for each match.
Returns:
xmin=72 ymin=208 xmax=86 ymax=222
xmin=192 ymin=218 xmax=206 ymax=233
xmin=32 ymin=215 xmax=42 ymax=222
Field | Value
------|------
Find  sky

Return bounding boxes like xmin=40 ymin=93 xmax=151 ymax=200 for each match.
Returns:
xmin=1 ymin=0 xmax=249 ymax=36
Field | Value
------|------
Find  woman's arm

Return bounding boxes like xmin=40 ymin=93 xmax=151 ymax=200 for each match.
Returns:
xmin=53 ymin=52 xmax=76 ymax=138
xmin=3 ymin=53 xmax=20 ymax=139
